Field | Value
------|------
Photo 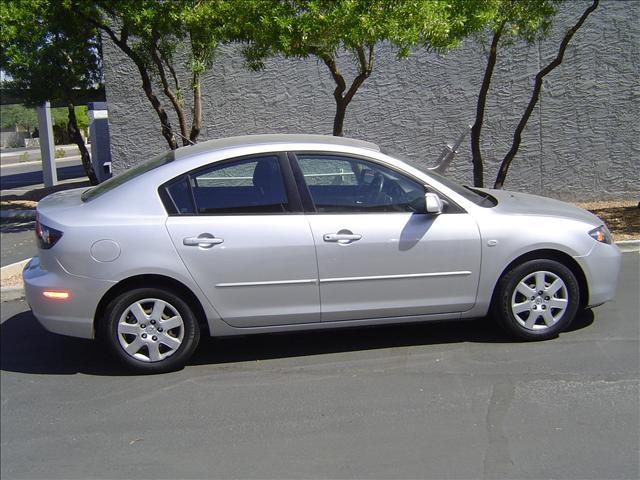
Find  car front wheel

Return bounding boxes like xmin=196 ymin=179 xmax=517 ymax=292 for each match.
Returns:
xmin=493 ymin=259 xmax=580 ymax=340
xmin=102 ymin=288 xmax=200 ymax=373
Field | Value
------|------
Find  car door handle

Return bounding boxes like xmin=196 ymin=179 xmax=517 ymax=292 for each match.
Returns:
xmin=183 ymin=234 xmax=224 ymax=248
xmin=323 ymin=232 xmax=362 ymax=244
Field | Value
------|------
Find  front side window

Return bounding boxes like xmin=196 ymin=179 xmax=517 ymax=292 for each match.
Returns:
xmin=164 ymin=155 xmax=289 ymax=214
xmin=295 ymin=154 xmax=425 ymax=213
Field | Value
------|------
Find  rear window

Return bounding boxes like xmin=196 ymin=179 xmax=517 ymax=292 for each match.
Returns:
xmin=81 ymin=150 xmax=175 ymax=202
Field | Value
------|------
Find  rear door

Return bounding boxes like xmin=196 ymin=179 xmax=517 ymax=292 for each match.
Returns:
xmin=164 ymin=154 xmax=320 ymax=327
xmin=292 ymin=152 xmax=481 ymax=322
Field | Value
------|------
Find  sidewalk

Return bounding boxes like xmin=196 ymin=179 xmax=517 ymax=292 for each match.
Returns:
xmin=0 ymin=144 xmax=80 ymax=165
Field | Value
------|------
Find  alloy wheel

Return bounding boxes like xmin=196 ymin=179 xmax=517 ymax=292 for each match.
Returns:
xmin=510 ymin=270 xmax=569 ymax=331
xmin=117 ymin=298 xmax=185 ymax=362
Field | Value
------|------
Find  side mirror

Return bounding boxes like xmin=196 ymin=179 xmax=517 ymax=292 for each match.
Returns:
xmin=425 ymin=192 xmax=443 ymax=214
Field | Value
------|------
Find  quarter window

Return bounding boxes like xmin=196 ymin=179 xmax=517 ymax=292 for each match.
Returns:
xmin=296 ymin=154 xmax=425 ymax=213
xmin=165 ymin=155 xmax=290 ymax=214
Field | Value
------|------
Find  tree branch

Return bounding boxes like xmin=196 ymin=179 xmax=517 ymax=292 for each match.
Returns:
xmin=150 ymin=28 xmax=189 ymax=145
xmin=470 ymin=20 xmax=506 ymax=188
xmin=494 ymin=0 xmax=599 ymax=189
xmin=343 ymin=44 xmax=373 ymax=105
xmin=66 ymin=100 xmax=98 ymax=184
xmin=80 ymin=9 xmax=178 ymax=149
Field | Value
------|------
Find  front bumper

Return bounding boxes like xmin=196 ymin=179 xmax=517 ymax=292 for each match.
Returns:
xmin=23 ymin=257 xmax=115 ymax=339
xmin=574 ymin=241 xmax=622 ymax=307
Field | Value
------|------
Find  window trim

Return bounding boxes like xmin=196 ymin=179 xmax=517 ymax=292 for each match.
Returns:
xmin=159 ymin=152 xmax=303 ymax=216
xmin=288 ymin=151 xmax=465 ymax=215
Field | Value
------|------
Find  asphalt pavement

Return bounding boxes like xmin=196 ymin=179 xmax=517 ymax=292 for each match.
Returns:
xmin=1 ymin=252 xmax=638 ymax=479
xmin=0 ymin=157 xmax=85 ymax=189
xmin=0 ymin=226 xmax=35 ymax=267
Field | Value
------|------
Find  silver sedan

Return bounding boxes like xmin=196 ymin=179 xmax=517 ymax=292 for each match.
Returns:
xmin=23 ymin=134 xmax=621 ymax=373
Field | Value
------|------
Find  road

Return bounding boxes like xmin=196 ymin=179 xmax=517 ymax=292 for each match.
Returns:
xmin=1 ymin=253 xmax=637 ymax=479
xmin=0 ymin=157 xmax=85 ymax=189
xmin=0 ymin=226 xmax=35 ymax=267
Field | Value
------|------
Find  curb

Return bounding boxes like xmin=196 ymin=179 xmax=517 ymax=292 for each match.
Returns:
xmin=0 ymin=259 xmax=29 ymax=303
xmin=0 ymin=209 xmax=36 ymax=221
xmin=1 ymin=258 xmax=30 ymax=280
xmin=0 ymin=286 xmax=25 ymax=303
xmin=616 ymin=240 xmax=639 ymax=253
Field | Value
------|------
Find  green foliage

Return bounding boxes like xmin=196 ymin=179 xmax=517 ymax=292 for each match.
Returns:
xmin=0 ymin=104 xmax=88 ymax=131
xmin=237 ymin=0 xmax=495 ymax=69
xmin=484 ymin=0 xmax=562 ymax=45
xmin=0 ymin=104 xmax=37 ymax=129
xmin=0 ymin=0 xmax=102 ymax=106
xmin=233 ymin=1 xmax=496 ymax=135
xmin=85 ymin=0 xmax=222 ymax=87
xmin=55 ymin=148 xmax=66 ymax=159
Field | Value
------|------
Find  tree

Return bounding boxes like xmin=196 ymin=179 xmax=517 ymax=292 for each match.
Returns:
xmin=0 ymin=104 xmax=37 ymax=130
xmin=75 ymin=0 xmax=225 ymax=150
xmin=1 ymin=0 xmax=102 ymax=183
xmin=493 ymin=0 xmax=599 ymax=189
xmin=469 ymin=0 xmax=599 ymax=189
xmin=239 ymin=0 xmax=494 ymax=136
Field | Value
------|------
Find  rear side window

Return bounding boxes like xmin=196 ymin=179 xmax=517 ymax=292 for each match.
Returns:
xmin=164 ymin=155 xmax=290 ymax=215
xmin=82 ymin=150 xmax=175 ymax=202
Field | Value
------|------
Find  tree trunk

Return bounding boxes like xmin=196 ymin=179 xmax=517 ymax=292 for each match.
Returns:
xmin=332 ymin=100 xmax=347 ymax=137
xmin=150 ymin=33 xmax=189 ymax=146
xmin=494 ymin=0 xmax=599 ymax=189
xmin=88 ymin=20 xmax=178 ymax=150
xmin=137 ymin=62 xmax=179 ymax=150
xmin=189 ymin=71 xmax=202 ymax=143
xmin=471 ymin=21 xmax=505 ymax=188
xmin=321 ymin=46 xmax=373 ymax=137
xmin=67 ymin=102 xmax=98 ymax=185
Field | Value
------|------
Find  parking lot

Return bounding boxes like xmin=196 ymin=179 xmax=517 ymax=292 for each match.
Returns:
xmin=1 ymin=252 xmax=638 ymax=479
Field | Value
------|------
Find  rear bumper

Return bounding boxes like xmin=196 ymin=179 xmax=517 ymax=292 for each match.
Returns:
xmin=574 ymin=242 xmax=622 ymax=307
xmin=23 ymin=257 xmax=114 ymax=339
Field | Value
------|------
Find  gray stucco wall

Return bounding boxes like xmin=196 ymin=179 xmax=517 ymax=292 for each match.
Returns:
xmin=103 ymin=0 xmax=639 ymax=200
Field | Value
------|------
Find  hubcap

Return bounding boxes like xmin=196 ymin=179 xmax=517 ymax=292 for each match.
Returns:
xmin=117 ymin=298 xmax=185 ymax=362
xmin=511 ymin=271 xmax=569 ymax=331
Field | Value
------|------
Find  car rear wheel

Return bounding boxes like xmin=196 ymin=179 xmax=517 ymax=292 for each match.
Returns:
xmin=493 ymin=259 xmax=580 ymax=340
xmin=102 ymin=288 xmax=200 ymax=373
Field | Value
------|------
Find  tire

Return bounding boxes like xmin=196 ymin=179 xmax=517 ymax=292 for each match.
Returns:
xmin=492 ymin=259 xmax=580 ymax=341
xmin=101 ymin=288 xmax=200 ymax=373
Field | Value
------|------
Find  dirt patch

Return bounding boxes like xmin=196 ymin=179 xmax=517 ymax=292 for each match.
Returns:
xmin=1 ymin=180 xmax=90 ymax=212
xmin=1 ymin=199 xmax=38 ymax=211
xmin=1 ymin=180 xmax=90 ymax=203
xmin=1 ymin=273 xmax=24 ymax=289
xmin=575 ymin=200 xmax=639 ymax=241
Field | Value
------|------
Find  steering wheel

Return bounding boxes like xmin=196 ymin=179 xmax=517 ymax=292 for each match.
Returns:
xmin=365 ymin=172 xmax=385 ymax=202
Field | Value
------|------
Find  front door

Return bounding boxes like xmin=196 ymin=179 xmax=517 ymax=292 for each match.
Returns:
xmin=293 ymin=153 xmax=481 ymax=322
xmin=165 ymin=154 xmax=320 ymax=327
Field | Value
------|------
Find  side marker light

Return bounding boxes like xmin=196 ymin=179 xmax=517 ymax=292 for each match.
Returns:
xmin=43 ymin=291 xmax=71 ymax=300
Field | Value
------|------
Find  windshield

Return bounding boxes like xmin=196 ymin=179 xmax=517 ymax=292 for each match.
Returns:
xmin=81 ymin=150 xmax=175 ymax=202
xmin=383 ymin=149 xmax=496 ymax=207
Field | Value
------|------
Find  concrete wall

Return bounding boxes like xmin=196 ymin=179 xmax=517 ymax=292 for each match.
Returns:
xmin=103 ymin=0 xmax=639 ymax=200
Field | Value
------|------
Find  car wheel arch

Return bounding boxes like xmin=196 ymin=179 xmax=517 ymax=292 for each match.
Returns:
xmin=490 ymin=249 xmax=589 ymax=310
xmin=93 ymin=274 xmax=210 ymax=339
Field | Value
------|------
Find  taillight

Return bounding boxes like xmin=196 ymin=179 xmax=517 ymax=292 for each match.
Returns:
xmin=35 ymin=212 xmax=63 ymax=249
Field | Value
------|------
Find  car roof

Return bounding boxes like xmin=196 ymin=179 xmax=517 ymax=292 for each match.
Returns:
xmin=174 ymin=134 xmax=380 ymax=160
